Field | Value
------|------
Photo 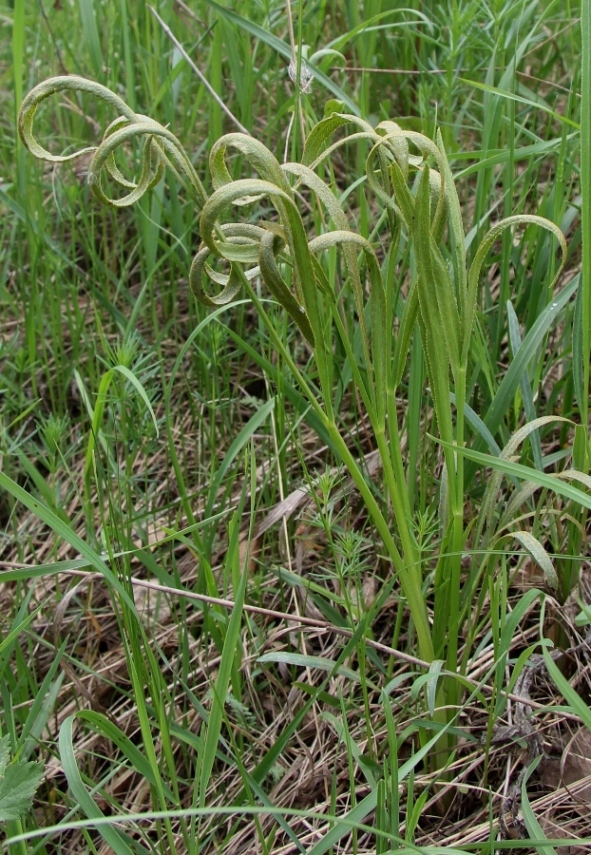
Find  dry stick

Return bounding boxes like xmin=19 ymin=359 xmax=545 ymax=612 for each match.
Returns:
xmin=148 ymin=5 xmax=250 ymax=137
xmin=340 ymin=67 xmax=573 ymax=91
xmin=129 ymin=574 xmax=429 ymax=665
xmin=53 ymin=568 xmax=429 ymax=669
xmin=44 ymin=567 xmax=584 ymax=722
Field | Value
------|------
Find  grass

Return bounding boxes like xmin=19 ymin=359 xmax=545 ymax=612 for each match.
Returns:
xmin=1 ymin=0 xmax=591 ymax=852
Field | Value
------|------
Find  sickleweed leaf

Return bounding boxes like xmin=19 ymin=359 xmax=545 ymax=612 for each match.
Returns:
xmin=498 ymin=480 xmax=545 ymax=532
xmin=376 ymin=120 xmax=410 ymax=174
xmin=18 ymin=75 xmax=133 ymax=161
xmin=365 ymin=135 xmax=406 ymax=223
xmin=512 ymin=530 xmax=558 ymax=589
xmin=302 ymin=112 xmax=374 ymax=167
xmin=282 ymin=161 xmax=371 ymax=362
xmin=556 ymin=469 xmax=591 ymax=491
xmin=16 ymin=69 xmax=573 ymax=805
xmin=392 ymin=279 xmax=419 ymax=391
xmin=323 ymin=98 xmax=345 ymax=116
xmin=18 ymin=75 xmax=207 ymax=207
xmin=503 ymin=416 xmax=573 ymax=460
xmin=190 ymin=248 xmax=246 ymax=308
xmin=415 ymin=164 xmax=461 ymax=379
xmin=436 ymin=129 xmax=466 ymax=309
xmin=198 ymin=176 xmax=325 ymax=357
xmin=308 ymin=229 xmax=386 ymax=417
xmin=259 ymin=228 xmax=315 ymax=344
xmin=210 ymin=132 xmax=290 ymax=193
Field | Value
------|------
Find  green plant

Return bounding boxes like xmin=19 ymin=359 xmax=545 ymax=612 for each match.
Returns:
xmin=0 ymin=733 xmax=44 ymax=855
xmin=18 ymin=72 xmax=580 ymax=778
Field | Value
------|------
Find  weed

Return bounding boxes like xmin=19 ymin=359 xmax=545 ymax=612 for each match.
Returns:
xmin=3 ymin=1 xmax=590 ymax=852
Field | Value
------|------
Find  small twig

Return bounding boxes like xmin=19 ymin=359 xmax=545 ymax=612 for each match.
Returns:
xmin=340 ymin=67 xmax=575 ymax=95
xmin=47 ymin=567 xmax=429 ymax=670
xmin=173 ymin=0 xmax=203 ymax=23
xmin=148 ymin=5 xmax=250 ymax=137
xmin=31 ymin=567 xmax=590 ymax=721
xmin=37 ymin=0 xmax=68 ymax=75
xmin=132 ymin=574 xmax=433 ymax=669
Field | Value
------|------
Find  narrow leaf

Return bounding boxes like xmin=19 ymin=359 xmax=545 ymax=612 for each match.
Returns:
xmin=512 ymin=531 xmax=558 ymax=589
xmin=441 ymin=442 xmax=591 ymax=511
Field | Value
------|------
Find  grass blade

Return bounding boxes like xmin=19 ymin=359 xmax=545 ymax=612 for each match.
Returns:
xmin=196 ymin=503 xmax=249 ymax=809
xmin=59 ymin=717 xmax=138 ymax=855
xmin=441 ymin=442 xmax=591 ymax=511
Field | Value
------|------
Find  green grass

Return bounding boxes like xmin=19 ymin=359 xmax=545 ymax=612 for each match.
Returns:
xmin=1 ymin=0 xmax=591 ymax=852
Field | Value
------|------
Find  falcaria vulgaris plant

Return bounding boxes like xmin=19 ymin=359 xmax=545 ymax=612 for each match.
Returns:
xmin=18 ymin=76 xmax=571 ymax=769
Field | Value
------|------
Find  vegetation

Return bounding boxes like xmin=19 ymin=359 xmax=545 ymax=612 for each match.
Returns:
xmin=1 ymin=0 xmax=591 ymax=852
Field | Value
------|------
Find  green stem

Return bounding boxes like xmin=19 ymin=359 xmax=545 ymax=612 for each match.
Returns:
xmin=324 ymin=421 xmax=434 ymax=664
xmin=449 ymin=368 xmax=467 ymax=673
xmin=244 ymin=278 xmax=434 ymax=664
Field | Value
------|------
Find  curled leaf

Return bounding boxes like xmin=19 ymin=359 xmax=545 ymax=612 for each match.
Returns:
xmin=17 ymin=74 xmax=206 ymax=207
